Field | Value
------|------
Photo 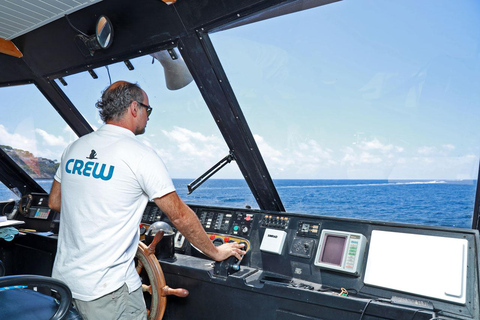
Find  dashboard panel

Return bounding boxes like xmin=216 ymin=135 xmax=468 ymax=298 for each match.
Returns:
xmin=2 ymin=198 xmax=477 ymax=320
xmin=139 ymin=201 xmax=479 ymax=320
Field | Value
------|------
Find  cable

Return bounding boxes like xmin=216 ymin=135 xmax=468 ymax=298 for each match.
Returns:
xmin=356 ymin=296 xmax=438 ymax=320
xmin=411 ymin=309 xmax=420 ymax=319
xmin=429 ymin=309 xmax=439 ymax=320
xmin=410 ymin=310 xmax=440 ymax=320
xmin=64 ymin=14 xmax=88 ymax=36
xmin=318 ymin=285 xmax=358 ymax=295
xmin=358 ymin=299 xmax=372 ymax=320
xmin=105 ymin=65 xmax=112 ymax=85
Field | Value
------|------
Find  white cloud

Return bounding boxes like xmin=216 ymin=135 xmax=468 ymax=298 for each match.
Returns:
xmin=359 ymin=151 xmax=382 ymax=164
xmin=35 ymin=129 xmax=68 ymax=147
xmin=418 ymin=146 xmax=436 ymax=155
xmin=342 ymin=138 xmax=404 ymax=166
xmin=165 ymin=127 xmax=215 ymax=144
xmin=254 ymin=134 xmax=282 ymax=159
xmin=0 ymin=124 xmax=36 ymax=152
xmin=389 ymin=154 xmax=478 ymax=180
xmin=158 ymin=127 xmax=239 ymax=178
xmin=442 ymin=144 xmax=455 ymax=151
xmin=417 ymin=144 xmax=456 ymax=156
xmin=299 ymin=140 xmax=333 ymax=160
xmin=162 ymin=126 xmax=224 ymax=159
xmin=357 ymin=138 xmax=403 ymax=153
xmin=253 ymin=135 xmax=340 ymax=177
xmin=0 ymin=124 xmax=75 ymax=162
xmin=144 ymin=129 xmax=476 ymax=180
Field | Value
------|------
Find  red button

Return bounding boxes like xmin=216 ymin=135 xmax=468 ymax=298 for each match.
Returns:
xmin=246 ymin=216 xmax=251 ymax=221
xmin=210 ymin=235 xmax=215 ymax=240
xmin=224 ymin=237 xmax=230 ymax=242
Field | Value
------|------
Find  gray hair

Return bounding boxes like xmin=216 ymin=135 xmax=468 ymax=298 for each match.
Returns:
xmin=95 ymin=81 xmax=144 ymax=122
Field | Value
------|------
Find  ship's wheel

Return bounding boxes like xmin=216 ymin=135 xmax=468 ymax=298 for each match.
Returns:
xmin=136 ymin=231 xmax=189 ymax=320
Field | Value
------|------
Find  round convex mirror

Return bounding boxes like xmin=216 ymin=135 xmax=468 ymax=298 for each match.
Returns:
xmin=96 ymin=16 xmax=113 ymax=49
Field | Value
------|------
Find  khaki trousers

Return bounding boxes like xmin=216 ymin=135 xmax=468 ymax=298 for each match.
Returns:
xmin=72 ymin=283 xmax=147 ymax=320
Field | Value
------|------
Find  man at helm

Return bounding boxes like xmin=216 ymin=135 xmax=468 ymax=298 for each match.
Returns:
xmin=49 ymin=81 xmax=245 ymax=320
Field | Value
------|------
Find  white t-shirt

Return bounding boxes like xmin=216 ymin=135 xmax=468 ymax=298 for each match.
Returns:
xmin=52 ymin=124 xmax=175 ymax=301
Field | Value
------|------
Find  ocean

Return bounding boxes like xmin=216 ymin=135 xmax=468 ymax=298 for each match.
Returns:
xmin=1 ymin=179 xmax=476 ymax=229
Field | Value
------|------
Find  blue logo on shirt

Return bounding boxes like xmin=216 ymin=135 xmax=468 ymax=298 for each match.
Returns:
xmin=65 ymin=159 xmax=115 ymax=181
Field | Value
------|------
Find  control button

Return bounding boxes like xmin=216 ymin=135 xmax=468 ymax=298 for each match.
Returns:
xmin=242 ymin=226 xmax=249 ymax=234
xmin=210 ymin=235 xmax=215 ymax=240
xmin=224 ymin=237 xmax=230 ymax=242
xmin=233 ymin=226 xmax=239 ymax=231
xmin=212 ymin=238 xmax=224 ymax=246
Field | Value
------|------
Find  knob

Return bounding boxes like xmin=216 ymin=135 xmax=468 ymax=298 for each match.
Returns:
xmin=239 ymin=241 xmax=248 ymax=252
xmin=242 ymin=226 xmax=249 ymax=234
xmin=212 ymin=238 xmax=224 ymax=246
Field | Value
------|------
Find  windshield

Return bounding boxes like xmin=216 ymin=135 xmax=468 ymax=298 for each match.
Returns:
xmin=57 ymin=53 xmax=252 ymax=206
xmin=0 ymin=84 xmax=75 ymax=199
xmin=209 ymin=0 xmax=480 ymax=227
xmin=1 ymin=1 xmax=478 ymax=229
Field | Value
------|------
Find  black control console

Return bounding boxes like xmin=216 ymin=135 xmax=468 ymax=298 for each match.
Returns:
xmin=142 ymin=205 xmax=163 ymax=224
xmin=198 ymin=209 xmax=254 ymax=237
xmin=139 ymin=201 xmax=476 ymax=320
xmin=289 ymin=221 xmax=320 ymax=259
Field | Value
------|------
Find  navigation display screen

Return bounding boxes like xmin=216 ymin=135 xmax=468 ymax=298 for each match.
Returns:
xmin=320 ymin=235 xmax=346 ymax=266
xmin=314 ymin=229 xmax=367 ymax=276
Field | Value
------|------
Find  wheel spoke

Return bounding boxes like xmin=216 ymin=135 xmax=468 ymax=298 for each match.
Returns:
xmin=136 ymin=231 xmax=189 ymax=319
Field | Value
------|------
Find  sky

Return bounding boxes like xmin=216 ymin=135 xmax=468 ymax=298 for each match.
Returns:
xmin=1 ymin=0 xmax=480 ymax=181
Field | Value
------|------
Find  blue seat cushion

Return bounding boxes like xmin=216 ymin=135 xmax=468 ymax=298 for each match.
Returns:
xmin=0 ymin=288 xmax=82 ymax=320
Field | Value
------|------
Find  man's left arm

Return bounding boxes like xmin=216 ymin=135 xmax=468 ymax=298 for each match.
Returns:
xmin=154 ymin=192 xmax=245 ymax=261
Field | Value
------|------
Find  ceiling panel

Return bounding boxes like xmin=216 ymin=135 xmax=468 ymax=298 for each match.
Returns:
xmin=0 ymin=0 xmax=102 ymax=40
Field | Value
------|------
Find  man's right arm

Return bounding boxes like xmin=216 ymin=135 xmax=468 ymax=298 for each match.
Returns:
xmin=48 ymin=180 xmax=61 ymax=212
xmin=154 ymin=192 xmax=245 ymax=262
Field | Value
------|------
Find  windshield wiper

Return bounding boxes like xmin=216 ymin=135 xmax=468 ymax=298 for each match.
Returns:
xmin=187 ymin=151 xmax=235 ymax=194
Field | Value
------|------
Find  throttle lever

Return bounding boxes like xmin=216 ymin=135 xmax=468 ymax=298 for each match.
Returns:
xmin=231 ymin=241 xmax=247 ymax=272
xmin=213 ymin=256 xmax=240 ymax=277
xmin=213 ymin=247 xmax=247 ymax=276
xmin=231 ymin=254 xmax=244 ymax=271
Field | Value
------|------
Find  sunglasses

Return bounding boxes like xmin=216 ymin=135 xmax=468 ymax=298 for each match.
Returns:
xmin=136 ymin=101 xmax=152 ymax=117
